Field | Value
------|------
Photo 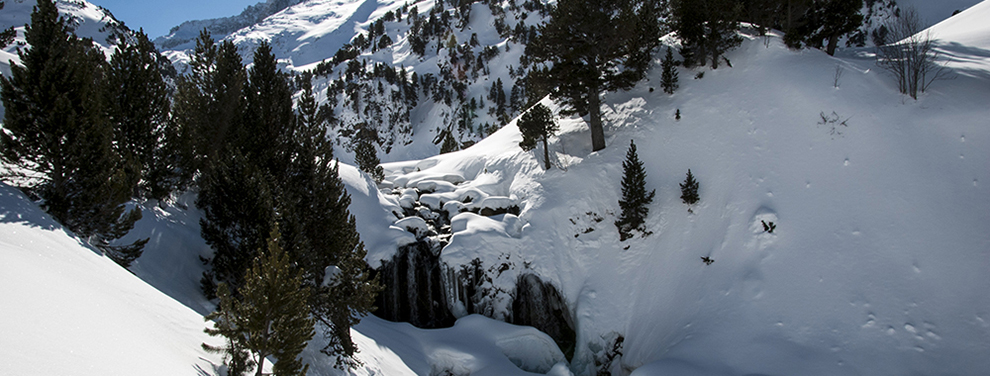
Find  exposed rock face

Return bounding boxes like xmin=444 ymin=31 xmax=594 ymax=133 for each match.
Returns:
xmin=372 ymin=239 xmax=454 ymax=328
xmin=511 ymin=274 xmax=576 ymax=360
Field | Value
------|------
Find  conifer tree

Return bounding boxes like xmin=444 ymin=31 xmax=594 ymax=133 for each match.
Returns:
xmin=105 ymin=29 xmax=176 ymax=201
xmin=172 ymin=31 xmax=246 ymax=184
xmin=517 ymin=103 xmax=558 ymax=170
xmin=680 ymin=169 xmax=700 ymax=205
xmin=0 ymin=0 xmax=146 ymax=267
xmin=241 ymin=41 xmax=295 ymax=189
xmin=238 ymin=228 xmax=314 ymax=376
xmin=198 ymin=151 xmax=276 ymax=294
xmin=204 ymin=227 xmax=314 ymax=376
xmin=203 ymin=283 xmax=255 ymax=376
xmin=661 ymin=47 xmax=680 ymax=95
xmin=615 ymin=140 xmax=656 ymax=241
xmin=354 ymin=126 xmax=384 ymax=183
xmin=671 ymin=0 xmax=743 ymax=68
xmin=527 ymin=0 xmax=664 ymax=151
xmin=192 ymin=41 xmax=280 ymax=296
xmin=282 ymin=80 xmax=380 ymax=365
xmin=787 ymin=0 xmax=863 ymax=55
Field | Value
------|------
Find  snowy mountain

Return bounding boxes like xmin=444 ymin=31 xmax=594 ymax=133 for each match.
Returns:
xmin=0 ymin=0 xmax=133 ymax=119
xmin=155 ymin=0 xmax=549 ymax=164
xmin=2 ymin=0 xmax=989 ymax=375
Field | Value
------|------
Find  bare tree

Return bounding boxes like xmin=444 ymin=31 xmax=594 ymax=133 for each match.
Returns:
xmin=875 ymin=7 xmax=949 ymax=99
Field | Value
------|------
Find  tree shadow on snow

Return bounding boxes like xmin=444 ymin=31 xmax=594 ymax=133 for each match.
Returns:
xmin=0 ymin=183 xmax=60 ymax=231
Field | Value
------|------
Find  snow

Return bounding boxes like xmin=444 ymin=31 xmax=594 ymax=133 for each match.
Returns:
xmin=0 ymin=183 xmax=224 ymax=375
xmin=336 ymin=315 xmax=569 ymax=376
xmin=897 ymin=0 xmax=983 ymax=26
xmin=357 ymin=16 xmax=990 ymax=376
xmin=1 ymin=0 xmax=989 ymax=375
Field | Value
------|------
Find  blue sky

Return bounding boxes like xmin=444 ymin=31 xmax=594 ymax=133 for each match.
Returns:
xmin=88 ymin=0 xmax=262 ymax=38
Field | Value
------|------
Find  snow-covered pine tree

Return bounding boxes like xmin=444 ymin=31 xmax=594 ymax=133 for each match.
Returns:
xmin=680 ymin=169 xmax=700 ymax=205
xmin=661 ymin=47 xmax=679 ymax=95
xmin=0 ymin=0 xmax=147 ymax=267
xmin=615 ymin=140 xmax=656 ymax=241
xmin=517 ymin=103 xmax=558 ymax=170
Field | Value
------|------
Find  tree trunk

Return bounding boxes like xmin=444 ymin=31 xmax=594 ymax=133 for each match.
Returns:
xmin=587 ymin=88 xmax=605 ymax=152
xmin=826 ymin=35 xmax=839 ymax=56
xmin=256 ymin=356 xmax=265 ymax=376
xmin=541 ymin=136 xmax=551 ymax=170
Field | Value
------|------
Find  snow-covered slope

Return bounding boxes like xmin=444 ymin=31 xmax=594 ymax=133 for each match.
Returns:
xmin=896 ymin=0 xmax=982 ymax=25
xmin=154 ymin=0 xmax=305 ymax=50
xmin=0 ymin=183 xmax=224 ymax=375
xmin=156 ymin=0 xmax=546 ymax=164
xmin=355 ymin=16 xmax=990 ymax=375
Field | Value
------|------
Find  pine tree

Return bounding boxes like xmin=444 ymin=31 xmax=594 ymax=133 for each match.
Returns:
xmin=172 ymin=30 xmax=246 ymax=184
xmin=105 ymin=29 xmax=176 ymax=201
xmin=660 ymin=47 xmax=679 ymax=95
xmin=204 ymin=227 xmax=315 ymax=376
xmin=238 ymin=228 xmax=314 ymax=376
xmin=354 ymin=126 xmax=384 ymax=183
xmin=680 ymin=169 xmax=700 ymax=205
xmin=517 ymin=103 xmax=558 ymax=170
xmin=671 ymin=0 xmax=743 ymax=69
xmin=439 ymin=129 xmax=460 ymax=154
xmin=0 ymin=0 xmax=146 ymax=267
xmin=196 ymin=42 xmax=291 ymax=296
xmin=241 ymin=41 xmax=295 ymax=189
xmin=615 ymin=140 xmax=656 ymax=241
xmin=197 ymin=151 xmax=276 ymax=294
xmin=203 ymin=283 xmax=255 ymax=376
xmin=527 ymin=0 xmax=664 ymax=151
xmin=787 ymin=0 xmax=864 ymax=55
xmin=282 ymin=80 xmax=381 ymax=365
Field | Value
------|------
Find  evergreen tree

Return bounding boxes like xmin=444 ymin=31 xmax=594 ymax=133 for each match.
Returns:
xmin=354 ymin=126 xmax=384 ymax=183
xmin=241 ymin=41 xmax=295 ymax=190
xmin=204 ymin=227 xmax=314 ymax=376
xmin=615 ymin=140 xmax=655 ymax=241
xmin=203 ymin=283 xmax=255 ymax=376
xmin=282 ymin=80 xmax=380 ymax=365
xmin=660 ymin=47 xmax=679 ymax=95
xmin=238 ymin=228 xmax=314 ymax=376
xmin=527 ymin=0 xmax=664 ymax=151
xmin=671 ymin=0 xmax=743 ymax=69
xmin=197 ymin=151 xmax=276 ymax=295
xmin=788 ymin=0 xmax=864 ymax=55
xmin=438 ymin=129 xmax=460 ymax=154
xmin=680 ymin=169 xmax=700 ymax=205
xmin=172 ymin=30 xmax=246 ymax=184
xmin=517 ymin=103 xmax=558 ymax=170
xmin=0 ymin=0 xmax=146 ymax=267
xmin=105 ymin=29 xmax=176 ymax=201
xmin=193 ymin=42 xmax=284 ymax=296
